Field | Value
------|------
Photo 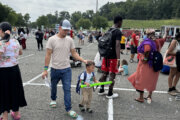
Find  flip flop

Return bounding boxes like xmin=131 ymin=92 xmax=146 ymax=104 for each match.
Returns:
xmin=68 ymin=110 xmax=78 ymax=119
xmin=134 ymin=98 xmax=144 ymax=103
xmin=11 ymin=112 xmax=21 ymax=120
xmin=49 ymin=101 xmax=57 ymax=108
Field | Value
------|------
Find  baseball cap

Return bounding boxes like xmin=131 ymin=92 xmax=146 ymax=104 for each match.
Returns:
xmin=61 ymin=19 xmax=71 ymax=30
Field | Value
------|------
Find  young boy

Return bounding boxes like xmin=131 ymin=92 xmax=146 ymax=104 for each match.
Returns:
xmin=79 ymin=61 xmax=98 ymax=113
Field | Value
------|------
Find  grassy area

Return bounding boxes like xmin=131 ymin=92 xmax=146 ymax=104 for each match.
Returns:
xmin=109 ymin=19 xmax=180 ymax=29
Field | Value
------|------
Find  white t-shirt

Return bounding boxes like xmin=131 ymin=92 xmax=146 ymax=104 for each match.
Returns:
xmin=80 ymin=72 xmax=94 ymax=88
xmin=46 ymin=35 xmax=75 ymax=69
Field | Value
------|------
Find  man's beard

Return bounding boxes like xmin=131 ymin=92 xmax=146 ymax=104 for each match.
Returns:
xmin=62 ymin=34 xmax=66 ymax=37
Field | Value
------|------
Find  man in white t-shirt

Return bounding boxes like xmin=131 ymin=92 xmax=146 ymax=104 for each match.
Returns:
xmin=42 ymin=19 xmax=87 ymax=118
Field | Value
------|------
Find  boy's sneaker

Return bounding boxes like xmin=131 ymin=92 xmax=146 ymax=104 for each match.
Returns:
xmin=79 ymin=104 xmax=85 ymax=112
xmin=86 ymin=108 xmax=93 ymax=113
xmin=98 ymin=90 xmax=108 ymax=96
xmin=106 ymin=93 xmax=119 ymax=99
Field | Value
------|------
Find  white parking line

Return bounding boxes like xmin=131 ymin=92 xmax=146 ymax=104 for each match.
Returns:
xmin=23 ymin=69 xmax=50 ymax=86
xmin=18 ymin=54 xmax=34 ymax=60
xmin=87 ymin=43 xmax=93 ymax=47
xmin=24 ymin=83 xmax=168 ymax=94
xmin=108 ymin=99 xmax=114 ymax=120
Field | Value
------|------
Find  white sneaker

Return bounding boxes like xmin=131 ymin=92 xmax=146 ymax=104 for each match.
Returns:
xmin=98 ymin=91 xmax=108 ymax=96
xmin=106 ymin=93 xmax=119 ymax=99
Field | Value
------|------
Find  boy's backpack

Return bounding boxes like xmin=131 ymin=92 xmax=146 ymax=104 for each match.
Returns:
xmin=152 ymin=51 xmax=163 ymax=72
xmin=98 ymin=28 xmax=118 ymax=58
xmin=76 ymin=71 xmax=95 ymax=94
xmin=77 ymin=34 xmax=80 ymax=39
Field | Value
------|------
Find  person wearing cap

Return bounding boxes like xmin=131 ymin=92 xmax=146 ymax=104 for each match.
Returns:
xmin=0 ymin=22 xmax=27 ymax=120
xmin=128 ymin=29 xmax=168 ymax=104
xmin=130 ymin=30 xmax=140 ymax=63
xmin=42 ymin=19 xmax=88 ymax=118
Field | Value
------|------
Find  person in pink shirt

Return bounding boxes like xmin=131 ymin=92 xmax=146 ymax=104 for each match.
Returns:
xmin=128 ymin=29 xmax=168 ymax=104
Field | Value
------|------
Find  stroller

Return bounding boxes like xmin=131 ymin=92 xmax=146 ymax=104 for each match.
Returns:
xmin=70 ymin=47 xmax=82 ymax=67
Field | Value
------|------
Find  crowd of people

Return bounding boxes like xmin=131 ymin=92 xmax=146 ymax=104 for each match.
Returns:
xmin=0 ymin=15 xmax=180 ymax=120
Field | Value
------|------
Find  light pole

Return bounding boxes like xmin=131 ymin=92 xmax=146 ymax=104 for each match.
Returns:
xmin=95 ymin=0 xmax=98 ymax=30
xmin=96 ymin=0 xmax=98 ymax=13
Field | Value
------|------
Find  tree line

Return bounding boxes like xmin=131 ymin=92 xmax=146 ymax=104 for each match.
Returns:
xmin=30 ymin=10 xmax=109 ymax=30
xmin=0 ymin=2 xmax=30 ymax=27
xmin=100 ymin=0 xmax=180 ymax=20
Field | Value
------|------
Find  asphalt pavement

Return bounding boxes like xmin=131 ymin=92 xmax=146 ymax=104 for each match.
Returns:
xmin=14 ymin=34 xmax=180 ymax=120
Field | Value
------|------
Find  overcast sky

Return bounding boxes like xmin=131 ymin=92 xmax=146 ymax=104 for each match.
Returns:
xmin=1 ymin=0 xmax=126 ymax=22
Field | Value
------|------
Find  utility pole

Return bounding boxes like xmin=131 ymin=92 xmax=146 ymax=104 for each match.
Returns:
xmin=95 ymin=0 xmax=98 ymax=30
xmin=96 ymin=0 xmax=98 ymax=13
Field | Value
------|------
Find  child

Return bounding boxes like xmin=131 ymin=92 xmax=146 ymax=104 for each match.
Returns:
xmin=79 ymin=61 xmax=98 ymax=113
xmin=118 ymin=59 xmax=129 ymax=76
xmin=126 ymin=37 xmax=131 ymax=55
xmin=82 ymin=33 xmax=85 ymax=45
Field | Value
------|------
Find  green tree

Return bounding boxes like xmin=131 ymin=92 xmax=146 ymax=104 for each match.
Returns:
xmin=92 ymin=16 xmax=108 ymax=29
xmin=29 ymin=22 xmax=37 ymax=28
xmin=99 ymin=2 xmax=116 ymax=20
xmin=71 ymin=11 xmax=82 ymax=28
xmin=7 ymin=12 xmax=18 ymax=25
xmin=24 ymin=13 xmax=30 ymax=26
xmin=175 ymin=7 xmax=180 ymax=18
xmin=36 ymin=15 xmax=49 ymax=27
xmin=55 ymin=11 xmax=59 ymax=20
xmin=0 ymin=3 xmax=9 ymax=22
xmin=15 ymin=13 xmax=26 ymax=27
xmin=82 ymin=10 xmax=94 ymax=20
xmin=46 ymin=14 xmax=57 ymax=24
xmin=59 ymin=11 xmax=70 ymax=20
xmin=76 ymin=18 xmax=92 ymax=29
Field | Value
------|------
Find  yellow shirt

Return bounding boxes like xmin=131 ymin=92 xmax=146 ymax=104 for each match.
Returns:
xmin=120 ymin=36 xmax=126 ymax=44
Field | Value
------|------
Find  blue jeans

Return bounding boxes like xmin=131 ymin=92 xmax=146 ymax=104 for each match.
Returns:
xmin=50 ymin=67 xmax=72 ymax=112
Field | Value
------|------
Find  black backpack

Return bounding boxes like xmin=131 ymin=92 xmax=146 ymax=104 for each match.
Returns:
xmin=98 ymin=28 xmax=118 ymax=57
xmin=152 ymin=41 xmax=163 ymax=72
xmin=176 ymin=51 xmax=180 ymax=72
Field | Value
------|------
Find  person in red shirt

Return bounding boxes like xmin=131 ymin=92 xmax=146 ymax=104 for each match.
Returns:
xmin=130 ymin=30 xmax=139 ymax=63
xmin=70 ymin=29 xmax=73 ymax=38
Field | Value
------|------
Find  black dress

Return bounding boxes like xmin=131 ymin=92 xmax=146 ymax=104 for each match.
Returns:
xmin=0 ymin=65 xmax=27 ymax=114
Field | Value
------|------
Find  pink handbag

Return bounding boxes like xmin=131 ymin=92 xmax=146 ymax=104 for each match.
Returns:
xmin=163 ymin=50 xmax=176 ymax=67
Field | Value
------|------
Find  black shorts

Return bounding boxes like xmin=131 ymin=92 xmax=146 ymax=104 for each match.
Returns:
xmin=127 ymin=48 xmax=130 ymax=50
xmin=131 ymin=45 xmax=137 ymax=54
xmin=120 ymin=44 xmax=125 ymax=50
